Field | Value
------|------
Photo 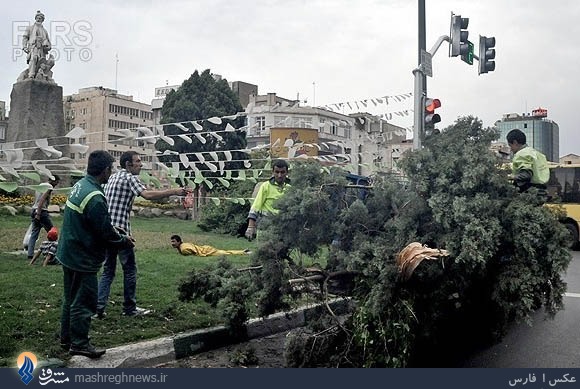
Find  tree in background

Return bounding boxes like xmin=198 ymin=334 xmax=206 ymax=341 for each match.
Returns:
xmin=156 ymin=69 xmax=248 ymax=214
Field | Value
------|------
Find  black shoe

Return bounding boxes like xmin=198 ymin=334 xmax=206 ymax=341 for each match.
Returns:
xmin=69 ymin=344 xmax=106 ymax=359
xmin=92 ymin=310 xmax=106 ymax=319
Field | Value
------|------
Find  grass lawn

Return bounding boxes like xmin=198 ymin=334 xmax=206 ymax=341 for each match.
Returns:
xmin=0 ymin=214 xmax=257 ymax=366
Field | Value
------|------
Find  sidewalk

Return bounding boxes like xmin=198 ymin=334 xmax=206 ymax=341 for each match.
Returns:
xmin=68 ymin=298 xmax=353 ymax=368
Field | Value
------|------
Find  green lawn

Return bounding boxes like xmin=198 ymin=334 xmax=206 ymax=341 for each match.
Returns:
xmin=0 ymin=215 xmax=256 ymax=366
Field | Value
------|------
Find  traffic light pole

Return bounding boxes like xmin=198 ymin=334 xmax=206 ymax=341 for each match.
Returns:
xmin=413 ymin=35 xmax=450 ymax=150
xmin=413 ymin=10 xmax=494 ymax=150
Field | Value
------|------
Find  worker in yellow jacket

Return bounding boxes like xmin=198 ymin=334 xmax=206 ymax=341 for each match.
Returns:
xmin=170 ymin=235 xmax=250 ymax=256
xmin=245 ymin=159 xmax=291 ymax=241
xmin=506 ymin=129 xmax=549 ymax=197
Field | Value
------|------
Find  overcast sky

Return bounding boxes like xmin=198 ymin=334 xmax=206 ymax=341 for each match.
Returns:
xmin=2 ymin=0 xmax=578 ymax=156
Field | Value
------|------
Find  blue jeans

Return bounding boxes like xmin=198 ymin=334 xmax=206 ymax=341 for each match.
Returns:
xmin=96 ymin=246 xmax=137 ymax=314
xmin=27 ymin=210 xmax=53 ymax=258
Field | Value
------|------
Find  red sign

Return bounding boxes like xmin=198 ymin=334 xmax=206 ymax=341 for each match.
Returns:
xmin=532 ymin=107 xmax=548 ymax=118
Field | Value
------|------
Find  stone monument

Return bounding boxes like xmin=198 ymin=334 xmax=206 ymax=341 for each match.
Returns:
xmin=7 ymin=10 xmax=66 ymax=161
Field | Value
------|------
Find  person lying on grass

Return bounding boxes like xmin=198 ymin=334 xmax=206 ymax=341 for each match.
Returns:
xmin=170 ymin=235 xmax=251 ymax=257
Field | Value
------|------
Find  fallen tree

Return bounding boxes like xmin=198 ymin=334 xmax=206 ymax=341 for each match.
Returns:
xmin=179 ymin=116 xmax=571 ymax=367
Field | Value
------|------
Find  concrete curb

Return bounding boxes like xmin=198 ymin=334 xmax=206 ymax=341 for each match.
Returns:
xmin=67 ymin=298 xmax=353 ymax=368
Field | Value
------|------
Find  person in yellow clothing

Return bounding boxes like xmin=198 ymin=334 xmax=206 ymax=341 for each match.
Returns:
xmin=506 ymin=129 xmax=549 ymax=199
xmin=170 ymin=235 xmax=251 ymax=256
xmin=244 ymin=159 xmax=291 ymax=240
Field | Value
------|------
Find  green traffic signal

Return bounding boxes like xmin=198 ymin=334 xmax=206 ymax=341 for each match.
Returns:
xmin=461 ymin=40 xmax=474 ymax=65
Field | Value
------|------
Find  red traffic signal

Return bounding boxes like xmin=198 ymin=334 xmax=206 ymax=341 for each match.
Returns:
xmin=425 ymin=98 xmax=441 ymax=125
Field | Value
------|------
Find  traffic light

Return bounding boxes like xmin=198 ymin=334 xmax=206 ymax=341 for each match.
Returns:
xmin=450 ymin=14 xmax=469 ymax=57
xmin=478 ymin=35 xmax=496 ymax=74
xmin=424 ymin=98 xmax=441 ymax=136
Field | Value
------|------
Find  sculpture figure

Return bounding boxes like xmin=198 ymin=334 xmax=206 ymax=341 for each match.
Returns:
xmin=22 ymin=10 xmax=52 ymax=80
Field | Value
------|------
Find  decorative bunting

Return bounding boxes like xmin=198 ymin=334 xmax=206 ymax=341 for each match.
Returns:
xmin=65 ymin=127 xmax=85 ymax=139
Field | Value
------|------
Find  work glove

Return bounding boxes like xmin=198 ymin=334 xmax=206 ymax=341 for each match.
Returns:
xmin=245 ymin=226 xmax=256 ymax=241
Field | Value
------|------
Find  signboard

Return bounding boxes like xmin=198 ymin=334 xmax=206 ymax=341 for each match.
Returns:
xmin=270 ymin=128 xmax=318 ymax=158
xmin=532 ymin=107 xmax=548 ymax=118
xmin=461 ymin=41 xmax=474 ymax=65
xmin=421 ymin=49 xmax=433 ymax=77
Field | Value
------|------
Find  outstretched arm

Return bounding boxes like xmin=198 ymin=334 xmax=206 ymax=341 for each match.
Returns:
xmin=140 ymin=187 xmax=191 ymax=200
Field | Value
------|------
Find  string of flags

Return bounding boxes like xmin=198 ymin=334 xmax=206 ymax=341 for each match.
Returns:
xmin=320 ymin=92 xmax=413 ymax=113
xmin=0 ymin=103 xmax=413 ymax=192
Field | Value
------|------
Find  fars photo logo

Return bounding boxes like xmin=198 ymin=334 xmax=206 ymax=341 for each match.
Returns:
xmin=16 ymin=352 xmax=37 ymax=385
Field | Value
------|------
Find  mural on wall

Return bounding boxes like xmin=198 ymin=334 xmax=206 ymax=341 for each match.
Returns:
xmin=270 ymin=128 xmax=318 ymax=158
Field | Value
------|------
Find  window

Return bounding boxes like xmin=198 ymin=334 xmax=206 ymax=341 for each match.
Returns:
xmin=256 ymin=116 xmax=266 ymax=134
xmin=292 ymin=116 xmax=312 ymax=128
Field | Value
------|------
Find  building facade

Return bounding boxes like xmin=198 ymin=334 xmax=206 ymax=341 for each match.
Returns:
xmin=0 ymin=101 xmax=6 ymax=143
xmin=495 ymin=108 xmax=559 ymax=162
xmin=229 ymin=81 xmax=258 ymax=108
xmin=560 ymin=154 xmax=580 ymax=165
xmin=245 ymin=93 xmax=408 ymax=176
xmin=245 ymin=92 xmax=355 ymax=165
xmin=63 ymin=87 xmax=156 ymax=170
xmin=350 ymin=112 xmax=408 ymax=174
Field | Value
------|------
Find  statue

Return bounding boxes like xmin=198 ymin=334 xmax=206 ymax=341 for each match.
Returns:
xmin=21 ymin=10 xmax=52 ymax=81
xmin=35 ymin=54 xmax=56 ymax=83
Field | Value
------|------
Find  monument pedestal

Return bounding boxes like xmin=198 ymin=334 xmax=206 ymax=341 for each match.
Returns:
xmin=7 ymin=79 xmax=66 ymax=161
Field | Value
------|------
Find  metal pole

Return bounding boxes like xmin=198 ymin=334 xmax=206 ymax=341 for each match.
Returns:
xmin=419 ymin=0 xmax=427 ymax=94
xmin=414 ymin=0 xmax=426 ymax=150
xmin=412 ymin=68 xmax=424 ymax=150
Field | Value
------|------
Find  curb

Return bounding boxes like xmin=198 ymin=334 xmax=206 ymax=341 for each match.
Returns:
xmin=67 ymin=298 xmax=353 ymax=368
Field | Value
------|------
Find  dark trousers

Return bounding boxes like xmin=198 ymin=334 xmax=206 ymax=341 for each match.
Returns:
xmin=61 ymin=266 xmax=98 ymax=349
xmin=97 ymin=246 xmax=137 ymax=314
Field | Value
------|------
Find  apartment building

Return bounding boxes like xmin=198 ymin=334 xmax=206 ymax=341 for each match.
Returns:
xmin=246 ymin=92 xmax=354 ymax=158
xmin=63 ymin=87 xmax=156 ymax=170
xmin=245 ymin=93 xmax=408 ymax=176
xmin=351 ymin=112 xmax=408 ymax=174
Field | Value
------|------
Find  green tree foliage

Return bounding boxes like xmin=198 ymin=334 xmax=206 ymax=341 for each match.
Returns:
xmin=196 ymin=178 xmax=255 ymax=236
xmin=179 ymin=116 xmax=571 ymax=367
xmin=197 ymin=150 xmax=271 ymax=236
xmin=156 ymin=69 xmax=248 ymax=188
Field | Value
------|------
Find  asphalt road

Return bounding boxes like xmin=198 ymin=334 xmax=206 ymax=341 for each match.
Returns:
xmin=463 ymin=250 xmax=580 ymax=368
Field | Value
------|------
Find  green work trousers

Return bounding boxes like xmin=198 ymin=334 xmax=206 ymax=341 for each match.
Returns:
xmin=60 ymin=266 xmax=98 ymax=349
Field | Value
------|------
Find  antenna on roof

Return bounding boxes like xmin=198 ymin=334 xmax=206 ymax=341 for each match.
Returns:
xmin=115 ymin=53 xmax=119 ymax=91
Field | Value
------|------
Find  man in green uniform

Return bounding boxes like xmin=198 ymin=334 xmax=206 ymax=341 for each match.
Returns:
xmin=58 ymin=150 xmax=134 ymax=358
xmin=506 ymin=129 xmax=549 ymax=198
xmin=245 ymin=159 xmax=291 ymax=240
